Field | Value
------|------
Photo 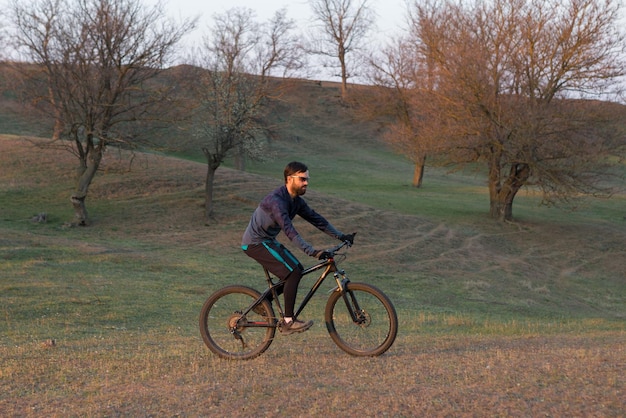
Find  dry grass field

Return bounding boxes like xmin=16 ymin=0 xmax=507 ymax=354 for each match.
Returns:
xmin=1 ymin=136 xmax=625 ymax=417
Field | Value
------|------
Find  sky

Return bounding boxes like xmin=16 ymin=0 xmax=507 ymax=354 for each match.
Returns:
xmin=158 ymin=0 xmax=408 ymax=45
xmin=150 ymin=0 xmax=409 ymax=81
xmin=0 ymin=0 xmax=407 ymax=82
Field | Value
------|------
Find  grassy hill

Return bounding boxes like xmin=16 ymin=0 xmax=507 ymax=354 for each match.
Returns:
xmin=1 ymin=73 xmax=625 ymax=415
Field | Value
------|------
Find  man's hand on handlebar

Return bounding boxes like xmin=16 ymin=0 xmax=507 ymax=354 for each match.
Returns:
xmin=314 ymin=250 xmax=332 ymax=260
xmin=339 ymin=232 xmax=357 ymax=246
xmin=315 ymin=234 xmax=356 ymax=259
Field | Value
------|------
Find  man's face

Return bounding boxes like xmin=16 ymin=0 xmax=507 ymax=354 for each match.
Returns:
xmin=287 ymin=170 xmax=309 ymax=197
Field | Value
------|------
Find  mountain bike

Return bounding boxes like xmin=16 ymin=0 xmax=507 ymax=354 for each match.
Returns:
xmin=199 ymin=240 xmax=398 ymax=360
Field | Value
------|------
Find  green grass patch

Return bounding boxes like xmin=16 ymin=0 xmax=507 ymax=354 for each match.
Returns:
xmin=1 ymin=123 xmax=625 ymax=415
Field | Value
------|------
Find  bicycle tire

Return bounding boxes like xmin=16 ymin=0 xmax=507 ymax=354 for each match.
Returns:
xmin=199 ymin=285 xmax=275 ymax=360
xmin=325 ymin=282 xmax=398 ymax=356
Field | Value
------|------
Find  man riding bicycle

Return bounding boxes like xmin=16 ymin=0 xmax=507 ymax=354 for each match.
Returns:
xmin=241 ymin=161 xmax=355 ymax=335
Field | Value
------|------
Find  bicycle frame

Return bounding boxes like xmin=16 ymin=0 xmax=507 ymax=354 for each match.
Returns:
xmin=243 ymin=245 xmax=351 ymax=325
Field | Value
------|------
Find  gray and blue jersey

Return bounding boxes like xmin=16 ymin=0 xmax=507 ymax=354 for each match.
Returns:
xmin=242 ymin=185 xmax=342 ymax=256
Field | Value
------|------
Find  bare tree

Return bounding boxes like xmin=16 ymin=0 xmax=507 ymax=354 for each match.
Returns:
xmin=190 ymin=8 xmax=303 ymax=223
xmin=307 ymin=0 xmax=374 ymax=99
xmin=399 ymin=0 xmax=626 ymax=221
xmin=0 ymin=11 xmax=6 ymax=60
xmin=365 ymin=37 xmax=432 ymax=187
xmin=9 ymin=0 xmax=196 ymax=225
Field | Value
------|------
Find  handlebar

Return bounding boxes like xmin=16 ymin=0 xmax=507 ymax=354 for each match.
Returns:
xmin=320 ymin=240 xmax=352 ymax=260
xmin=302 ymin=240 xmax=351 ymax=274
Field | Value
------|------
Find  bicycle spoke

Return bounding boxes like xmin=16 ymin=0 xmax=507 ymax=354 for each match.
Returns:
xmin=325 ymin=282 xmax=398 ymax=356
xmin=200 ymin=286 xmax=275 ymax=360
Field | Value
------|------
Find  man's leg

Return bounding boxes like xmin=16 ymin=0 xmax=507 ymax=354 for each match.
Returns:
xmin=243 ymin=240 xmax=303 ymax=316
xmin=281 ymin=268 xmax=302 ymax=317
xmin=243 ymin=241 xmax=312 ymax=333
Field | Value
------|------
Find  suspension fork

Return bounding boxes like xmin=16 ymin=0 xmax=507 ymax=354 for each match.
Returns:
xmin=334 ymin=269 xmax=366 ymax=324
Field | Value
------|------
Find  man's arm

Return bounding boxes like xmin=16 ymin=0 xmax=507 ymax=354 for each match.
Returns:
xmin=297 ymin=201 xmax=343 ymax=239
xmin=271 ymin=197 xmax=318 ymax=256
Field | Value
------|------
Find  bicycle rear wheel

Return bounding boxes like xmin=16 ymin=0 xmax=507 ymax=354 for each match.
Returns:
xmin=325 ymin=282 xmax=398 ymax=356
xmin=199 ymin=285 xmax=275 ymax=360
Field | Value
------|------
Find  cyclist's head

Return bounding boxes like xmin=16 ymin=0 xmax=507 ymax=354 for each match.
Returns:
xmin=284 ymin=161 xmax=308 ymax=183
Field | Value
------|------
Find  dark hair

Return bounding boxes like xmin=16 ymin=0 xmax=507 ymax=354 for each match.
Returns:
xmin=284 ymin=161 xmax=308 ymax=182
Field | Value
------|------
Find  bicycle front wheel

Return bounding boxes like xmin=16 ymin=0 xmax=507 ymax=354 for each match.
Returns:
xmin=325 ymin=282 xmax=398 ymax=356
xmin=199 ymin=285 xmax=275 ymax=360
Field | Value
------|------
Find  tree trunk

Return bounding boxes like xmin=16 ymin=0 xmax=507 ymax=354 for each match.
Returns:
xmin=412 ymin=155 xmax=426 ymax=188
xmin=52 ymin=118 xmax=64 ymax=141
xmin=202 ymin=146 xmax=223 ymax=225
xmin=48 ymin=86 xmax=63 ymax=141
xmin=204 ymin=163 xmax=217 ymax=224
xmin=49 ymin=85 xmax=64 ymax=141
xmin=233 ymin=146 xmax=245 ymax=171
xmin=488 ymin=161 xmax=530 ymax=222
xmin=489 ymin=198 xmax=514 ymax=222
xmin=340 ymin=76 xmax=348 ymax=100
xmin=71 ymin=140 xmax=103 ymax=226
xmin=339 ymin=47 xmax=348 ymax=100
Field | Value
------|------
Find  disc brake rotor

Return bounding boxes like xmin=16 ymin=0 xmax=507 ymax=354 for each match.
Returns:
xmin=356 ymin=310 xmax=371 ymax=328
xmin=228 ymin=312 xmax=247 ymax=332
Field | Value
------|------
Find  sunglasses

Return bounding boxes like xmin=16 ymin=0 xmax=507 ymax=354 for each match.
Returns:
xmin=289 ymin=175 xmax=310 ymax=182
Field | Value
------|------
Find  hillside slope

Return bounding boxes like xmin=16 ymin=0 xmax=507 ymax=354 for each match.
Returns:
xmin=1 ymin=136 xmax=624 ymax=320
